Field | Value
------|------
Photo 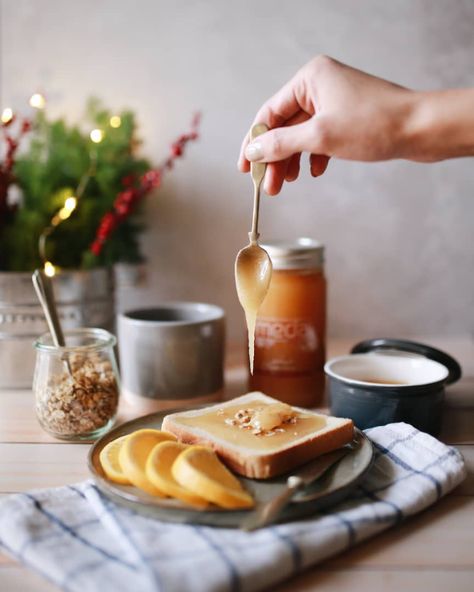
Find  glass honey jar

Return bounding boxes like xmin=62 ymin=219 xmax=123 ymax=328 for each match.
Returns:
xmin=249 ymin=238 xmax=326 ymax=407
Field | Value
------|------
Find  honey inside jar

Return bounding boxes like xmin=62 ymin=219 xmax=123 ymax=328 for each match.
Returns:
xmin=249 ymin=239 xmax=326 ymax=407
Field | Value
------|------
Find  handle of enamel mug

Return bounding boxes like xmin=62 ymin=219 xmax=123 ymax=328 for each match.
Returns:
xmin=350 ymin=338 xmax=462 ymax=385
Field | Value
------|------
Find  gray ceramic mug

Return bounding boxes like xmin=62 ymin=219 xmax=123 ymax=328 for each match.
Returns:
xmin=118 ymin=303 xmax=225 ymax=411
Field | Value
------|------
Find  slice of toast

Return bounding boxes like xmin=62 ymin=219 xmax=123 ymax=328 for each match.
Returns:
xmin=162 ymin=392 xmax=354 ymax=479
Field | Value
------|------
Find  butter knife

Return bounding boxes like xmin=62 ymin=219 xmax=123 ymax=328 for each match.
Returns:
xmin=242 ymin=442 xmax=356 ymax=531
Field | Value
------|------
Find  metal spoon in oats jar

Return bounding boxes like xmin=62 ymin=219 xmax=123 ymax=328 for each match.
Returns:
xmin=32 ymin=270 xmax=119 ymax=440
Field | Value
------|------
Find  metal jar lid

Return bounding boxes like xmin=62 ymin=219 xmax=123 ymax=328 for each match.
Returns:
xmin=260 ymin=238 xmax=324 ymax=270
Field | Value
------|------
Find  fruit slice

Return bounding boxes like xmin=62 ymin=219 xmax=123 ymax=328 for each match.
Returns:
xmin=119 ymin=429 xmax=176 ymax=496
xmin=172 ymin=446 xmax=254 ymax=509
xmin=146 ymin=441 xmax=209 ymax=509
xmin=99 ymin=435 xmax=131 ymax=485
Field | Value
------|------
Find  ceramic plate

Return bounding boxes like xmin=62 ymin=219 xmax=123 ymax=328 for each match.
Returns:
xmin=88 ymin=408 xmax=374 ymax=528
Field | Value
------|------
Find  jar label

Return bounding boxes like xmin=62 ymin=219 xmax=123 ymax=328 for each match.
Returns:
xmin=255 ymin=317 xmax=318 ymax=352
xmin=254 ymin=316 xmax=323 ymax=373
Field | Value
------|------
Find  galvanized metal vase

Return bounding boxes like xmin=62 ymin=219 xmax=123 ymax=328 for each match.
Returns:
xmin=0 ymin=268 xmax=115 ymax=388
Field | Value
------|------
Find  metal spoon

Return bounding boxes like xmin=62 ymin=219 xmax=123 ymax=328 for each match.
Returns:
xmin=242 ymin=436 xmax=360 ymax=531
xmin=235 ymin=123 xmax=273 ymax=373
xmin=32 ymin=269 xmax=74 ymax=378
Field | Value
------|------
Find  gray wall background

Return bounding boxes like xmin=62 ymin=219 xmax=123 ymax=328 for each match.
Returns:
xmin=1 ymin=0 xmax=473 ymax=340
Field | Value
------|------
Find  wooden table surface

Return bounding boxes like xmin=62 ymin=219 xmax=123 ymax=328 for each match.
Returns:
xmin=1 ymin=337 xmax=473 ymax=592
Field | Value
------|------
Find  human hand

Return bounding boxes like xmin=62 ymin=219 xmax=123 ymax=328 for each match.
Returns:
xmin=238 ymin=55 xmax=415 ymax=195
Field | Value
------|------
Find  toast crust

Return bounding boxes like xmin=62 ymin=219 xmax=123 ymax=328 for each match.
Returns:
xmin=162 ymin=393 xmax=354 ymax=479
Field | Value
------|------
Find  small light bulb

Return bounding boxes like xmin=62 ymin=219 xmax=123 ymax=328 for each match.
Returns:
xmin=90 ymin=129 xmax=104 ymax=143
xmin=64 ymin=196 xmax=77 ymax=212
xmin=1 ymin=107 xmax=13 ymax=124
xmin=58 ymin=208 xmax=71 ymax=220
xmin=44 ymin=261 xmax=56 ymax=277
xmin=29 ymin=93 xmax=46 ymax=109
xmin=109 ymin=115 xmax=121 ymax=128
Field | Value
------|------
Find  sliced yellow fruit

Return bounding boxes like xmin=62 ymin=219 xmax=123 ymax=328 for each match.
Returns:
xmin=119 ymin=429 xmax=176 ymax=496
xmin=99 ymin=435 xmax=131 ymax=485
xmin=172 ymin=446 xmax=254 ymax=509
xmin=146 ymin=441 xmax=209 ymax=509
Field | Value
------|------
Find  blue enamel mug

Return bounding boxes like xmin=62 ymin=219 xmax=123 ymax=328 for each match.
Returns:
xmin=326 ymin=339 xmax=462 ymax=435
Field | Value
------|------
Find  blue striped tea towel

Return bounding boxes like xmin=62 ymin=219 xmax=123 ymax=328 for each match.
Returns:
xmin=0 ymin=423 xmax=466 ymax=592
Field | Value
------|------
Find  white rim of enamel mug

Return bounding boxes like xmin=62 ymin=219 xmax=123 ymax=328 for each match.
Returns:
xmin=324 ymin=353 xmax=449 ymax=387
xmin=119 ymin=302 xmax=225 ymax=327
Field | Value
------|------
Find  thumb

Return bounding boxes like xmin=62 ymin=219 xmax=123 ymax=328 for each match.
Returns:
xmin=245 ymin=118 xmax=322 ymax=163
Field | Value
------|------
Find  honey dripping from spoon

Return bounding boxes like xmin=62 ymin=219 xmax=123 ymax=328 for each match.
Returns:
xmin=235 ymin=123 xmax=273 ymax=373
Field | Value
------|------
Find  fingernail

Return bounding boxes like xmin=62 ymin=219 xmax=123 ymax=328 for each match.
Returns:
xmin=245 ymin=142 xmax=263 ymax=161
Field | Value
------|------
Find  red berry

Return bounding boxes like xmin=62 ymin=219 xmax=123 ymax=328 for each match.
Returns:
xmin=115 ymin=200 xmax=132 ymax=215
xmin=118 ymin=189 xmax=134 ymax=204
xmin=21 ymin=120 xmax=32 ymax=133
xmin=91 ymin=240 xmax=102 ymax=256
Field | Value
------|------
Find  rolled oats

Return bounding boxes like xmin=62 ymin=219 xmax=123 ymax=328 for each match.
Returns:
xmin=35 ymin=352 xmax=118 ymax=438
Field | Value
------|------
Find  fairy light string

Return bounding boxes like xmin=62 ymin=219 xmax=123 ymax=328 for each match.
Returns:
xmin=0 ymin=91 xmax=66 ymax=276
xmin=39 ymin=125 xmax=103 ymax=275
xmin=2 ymin=92 xmax=200 ymax=274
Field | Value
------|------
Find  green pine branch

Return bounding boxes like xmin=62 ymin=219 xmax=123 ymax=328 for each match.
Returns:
xmin=0 ymin=99 xmax=152 ymax=271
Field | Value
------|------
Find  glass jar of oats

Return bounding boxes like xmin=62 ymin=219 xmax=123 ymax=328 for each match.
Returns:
xmin=33 ymin=328 xmax=119 ymax=440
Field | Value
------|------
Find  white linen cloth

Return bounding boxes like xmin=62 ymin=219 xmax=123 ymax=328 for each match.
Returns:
xmin=0 ymin=423 xmax=466 ymax=592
